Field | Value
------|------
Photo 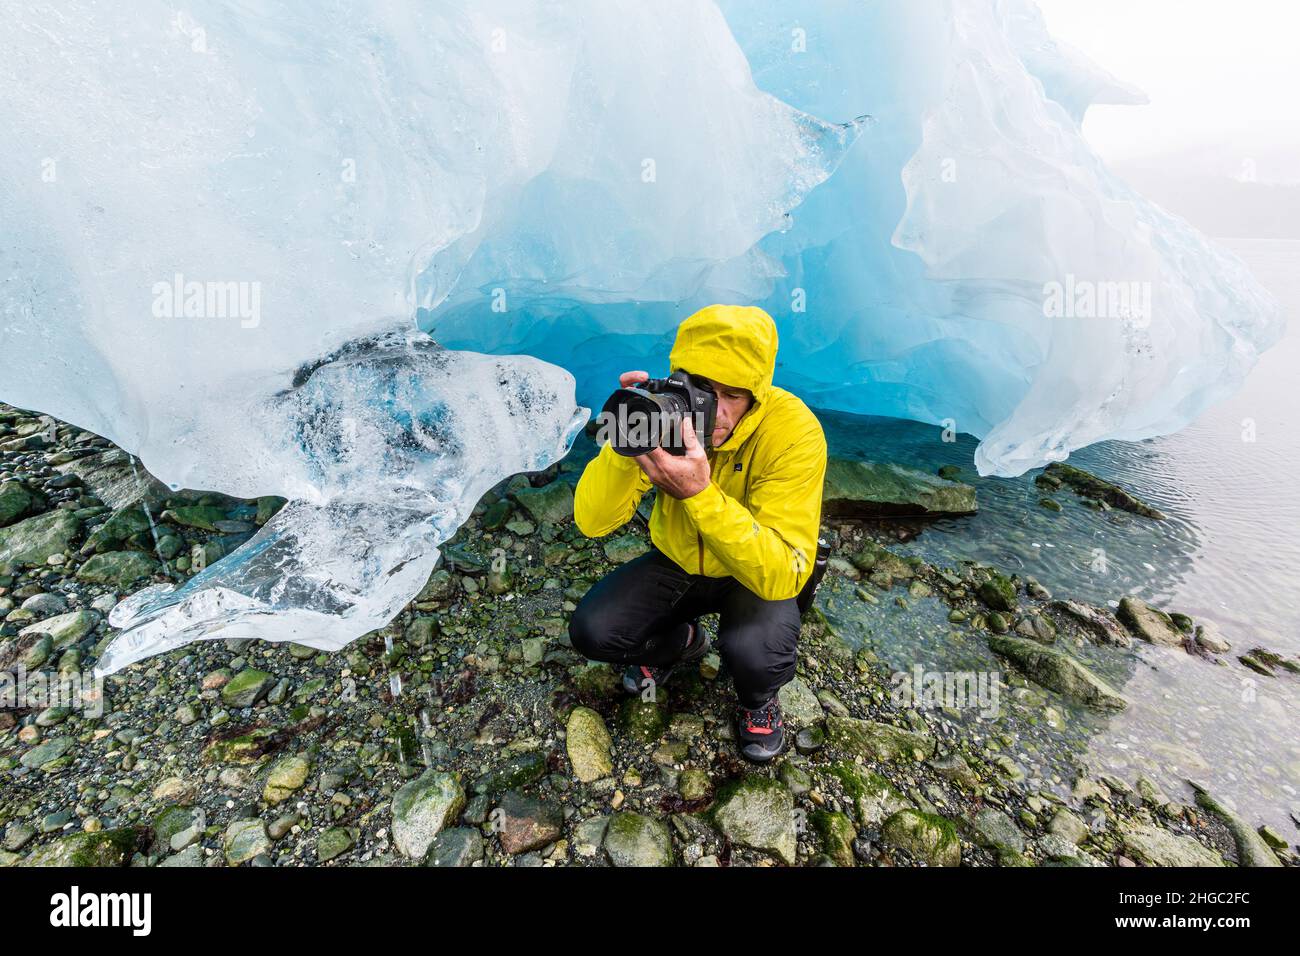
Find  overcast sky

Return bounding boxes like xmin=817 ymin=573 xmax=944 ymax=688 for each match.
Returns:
xmin=1036 ymin=0 xmax=1300 ymax=178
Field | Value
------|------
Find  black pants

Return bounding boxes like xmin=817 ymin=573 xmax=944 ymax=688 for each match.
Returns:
xmin=568 ymin=545 xmax=801 ymax=708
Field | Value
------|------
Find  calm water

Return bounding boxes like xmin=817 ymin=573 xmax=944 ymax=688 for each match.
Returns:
xmin=819 ymin=238 xmax=1300 ymax=835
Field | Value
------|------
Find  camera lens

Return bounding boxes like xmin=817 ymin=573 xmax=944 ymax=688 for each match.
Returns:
xmin=598 ymin=386 xmax=689 ymax=455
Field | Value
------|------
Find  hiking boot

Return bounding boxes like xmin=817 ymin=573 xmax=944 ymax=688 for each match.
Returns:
xmin=622 ymin=619 xmax=707 ymax=696
xmin=735 ymin=695 xmax=785 ymax=763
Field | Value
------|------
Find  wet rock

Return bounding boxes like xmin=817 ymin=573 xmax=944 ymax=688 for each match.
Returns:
xmin=423 ymin=828 xmax=485 ymax=867
xmin=1052 ymin=600 xmax=1132 ymax=647
xmin=392 ymin=770 xmax=466 ymax=859
xmin=0 ymin=480 xmax=45 ymax=527
xmin=24 ymin=829 xmax=139 ymax=867
xmin=988 ymin=635 xmax=1127 ymax=710
xmin=617 ymin=698 xmax=667 ymax=743
xmin=880 ymin=809 xmax=961 ymax=866
xmin=967 ymin=807 xmax=1025 ymax=856
xmin=18 ymin=609 xmax=97 ymax=648
xmin=1039 ymin=463 xmax=1165 ymax=519
xmin=1193 ymin=621 xmax=1231 ymax=654
xmin=824 ymin=716 xmax=936 ymax=762
xmin=511 ymin=481 xmax=574 ymax=527
xmin=711 ymin=775 xmax=797 ymax=864
xmin=263 ymin=755 xmax=311 ymax=804
xmin=1119 ymin=822 xmax=1224 ymax=867
xmin=603 ymin=812 xmax=674 ymax=866
xmin=565 ymin=706 xmax=613 ymax=783
xmin=469 ymin=751 xmax=548 ymax=796
xmin=20 ymin=735 xmax=73 ymax=769
xmin=977 ymin=573 xmax=1017 ymax=613
xmin=494 ymin=790 xmax=563 ymax=855
xmin=777 ymin=676 xmax=823 ymax=727
xmin=220 ymin=668 xmax=274 ymax=708
xmin=0 ymin=510 xmax=81 ymax=565
xmin=75 ymin=550 xmax=160 ymax=589
xmin=822 ymin=458 xmax=977 ymax=518
xmin=1047 ymin=808 xmax=1089 ymax=845
xmin=223 ymin=819 xmax=271 ymax=865
xmin=811 ymin=809 xmax=856 ymax=867
xmin=678 ymin=768 xmax=712 ymax=802
xmin=602 ymin=533 xmax=648 ymax=564
xmin=316 ymin=827 xmax=354 ymax=862
xmin=1190 ymin=785 xmax=1283 ymax=867
xmin=1117 ymin=597 xmax=1183 ymax=647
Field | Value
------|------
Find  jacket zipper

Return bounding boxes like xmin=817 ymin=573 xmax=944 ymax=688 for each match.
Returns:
xmin=697 ymin=529 xmax=704 ymax=574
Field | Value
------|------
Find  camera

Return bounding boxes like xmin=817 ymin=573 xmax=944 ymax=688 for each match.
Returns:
xmin=597 ymin=369 xmax=718 ymax=456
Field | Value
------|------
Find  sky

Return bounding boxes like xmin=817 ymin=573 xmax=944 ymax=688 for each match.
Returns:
xmin=1035 ymin=0 xmax=1300 ymax=179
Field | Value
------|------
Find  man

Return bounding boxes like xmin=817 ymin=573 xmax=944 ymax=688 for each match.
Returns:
xmin=569 ymin=304 xmax=828 ymax=762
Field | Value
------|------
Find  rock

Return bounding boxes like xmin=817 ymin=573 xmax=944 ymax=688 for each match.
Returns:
xmin=603 ymin=812 xmax=675 ymax=866
xmin=391 ymin=770 xmax=466 ymax=859
xmin=602 ymin=533 xmax=649 ymax=563
xmin=1190 ymin=786 xmax=1283 ymax=867
xmin=967 ymin=808 xmax=1024 ymax=856
xmin=1039 ymin=463 xmax=1165 ymax=519
xmin=81 ymin=506 xmax=153 ymax=553
xmin=263 ymin=755 xmax=311 ymax=804
xmin=977 ymin=573 xmax=1017 ymax=613
xmin=423 ymin=828 xmax=485 ymax=867
xmin=711 ymin=775 xmax=797 ymax=865
xmin=316 ymin=827 xmax=354 ymax=862
xmin=1117 ymin=597 xmax=1184 ymax=647
xmin=220 ymin=668 xmax=274 ymax=708
xmin=469 ymin=752 xmax=548 ymax=796
xmin=566 ymin=707 xmax=614 ymax=783
xmin=988 ymin=635 xmax=1127 ymax=710
xmin=157 ymin=845 xmax=204 ymax=867
xmin=1119 ymin=822 xmax=1224 ymax=867
xmin=494 ymin=790 xmax=563 ymax=855
xmin=880 ymin=809 xmax=961 ymax=866
xmin=617 ymin=698 xmax=667 ymax=742
xmin=0 ymin=480 xmax=44 ymax=527
xmin=24 ymin=829 xmax=138 ymax=867
xmin=223 ymin=819 xmax=271 ymax=865
xmin=1047 ymin=808 xmax=1090 ymax=845
xmin=822 ymin=458 xmax=977 ymax=518
xmin=811 ymin=809 xmax=857 ymax=867
xmin=19 ymin=609 xmax=97 ymax=648
xmin=511 ymin=481 xmax=574 ymax=527
xmin=1051 ymin=600 xmax=1132 ymax=647
xmin=75 ymin=550 xmax=160 ymax=589
xmin=777 ymin=677 xmax=823 ymax=727
xmin=1193 ymin=621 xmax=1231 ymax=654
xmin=0 ymin=510 xmax=81 ymax=566
xmin=161 ymin=505 xmax=228 ymax=531
xmin=824 ymin=715 xmax=936 ymax=762
xmin=678 ymin=768 xmax=712 ymax=802
xmin=20 ymin=735 xmax=73 ymax=769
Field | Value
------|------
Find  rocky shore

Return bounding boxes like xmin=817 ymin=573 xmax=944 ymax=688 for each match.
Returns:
xmin=1 ymin=401 xmax=1295 ymax=867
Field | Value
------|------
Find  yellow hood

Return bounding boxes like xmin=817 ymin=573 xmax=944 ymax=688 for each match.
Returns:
xmin=668 ymin=304 xmax=778 ymax=416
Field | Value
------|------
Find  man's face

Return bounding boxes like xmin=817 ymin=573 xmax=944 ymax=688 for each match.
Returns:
xmin=693 ymin=375 xmax=753 ymax=447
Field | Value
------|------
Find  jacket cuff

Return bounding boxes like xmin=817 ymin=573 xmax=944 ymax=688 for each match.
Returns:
xmin=681 ymin=480 xmax=726 ymax=523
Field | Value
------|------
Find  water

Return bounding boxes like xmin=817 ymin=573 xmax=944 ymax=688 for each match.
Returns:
xmin=819 ymin=238 xmax=1300 ymax=834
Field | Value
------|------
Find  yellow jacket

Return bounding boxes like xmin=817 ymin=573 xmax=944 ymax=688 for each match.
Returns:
xmin=574 ymin=304 xmax=827 ymax=602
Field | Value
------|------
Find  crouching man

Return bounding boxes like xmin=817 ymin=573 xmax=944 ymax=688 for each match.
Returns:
xmin=569 ymin=304 xmax=827 ymax=762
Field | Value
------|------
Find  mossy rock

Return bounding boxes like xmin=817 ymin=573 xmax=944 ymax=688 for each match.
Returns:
xmin=880 ymin=809 xmax=961 ymax=866
xmin=24 ymin=828 xmax=141 ymax=867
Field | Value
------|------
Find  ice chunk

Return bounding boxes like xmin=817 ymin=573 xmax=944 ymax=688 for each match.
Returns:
xmin=96 ymin=328 xmax=586 ymax=674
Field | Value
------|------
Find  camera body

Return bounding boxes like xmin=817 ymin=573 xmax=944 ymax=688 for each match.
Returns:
xmin=598 ymin=369 xmax=718 ymax=456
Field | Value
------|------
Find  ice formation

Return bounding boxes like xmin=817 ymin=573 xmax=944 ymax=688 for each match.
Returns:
xmin=0 ymin=1 xmax=1284 ymax=671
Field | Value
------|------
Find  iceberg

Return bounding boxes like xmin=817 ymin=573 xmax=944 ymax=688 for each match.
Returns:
xmin=0 ymin=0 xmax=1283 ymax=671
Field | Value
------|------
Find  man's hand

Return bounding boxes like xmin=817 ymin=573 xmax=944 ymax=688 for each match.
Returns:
xmin=637 ymin=416 xmax=711 ymax=500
